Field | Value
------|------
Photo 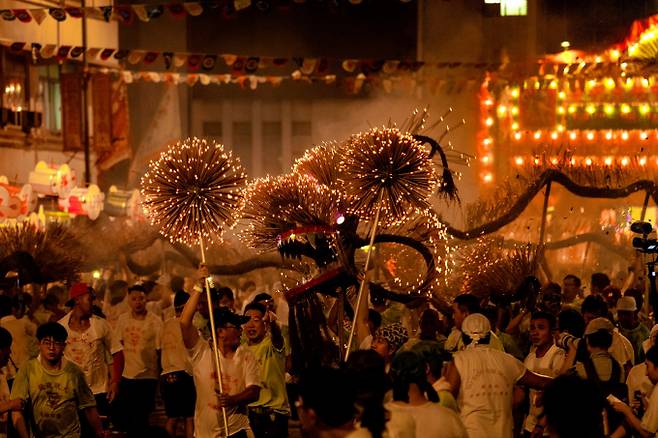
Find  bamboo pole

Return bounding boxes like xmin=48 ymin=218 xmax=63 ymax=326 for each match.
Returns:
xmin=199 ymin=237 xmax=229 ymax=437
xmin=345 ymin=201 xmax=383 ymax=361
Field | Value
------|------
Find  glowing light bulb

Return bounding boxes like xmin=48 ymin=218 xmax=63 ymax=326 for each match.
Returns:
xmin=604 ymin=78 xmax=616 ymax=90
xmin=640 ymin=104 xmax=651 ymax=116
xmin=570 ymin=158 xmax=576 ymax=165
xmin=484 ymin=98 xmax=494 ymax=106
xmin=557 ymin=124 xmax=565 ymax=132
xmin=497 ymin=106 xmax=507 ymax=117
xmin=585 ymin=104 xmax=597 ymax=115
xmin=586 ymin=131 xmax=595 ymax=141
xmin=621 ymin=131 xmax=629 ymax=141
xmin=558 ymin=91 xmax=566 ymax=100
xmin=515 ymin=157 xmax=524 ymax=166
xmin=485 ymin=117 xmax=494 ymax=127
xmin=92 ymin=270 xmax=101 ymax=280
xmin=640 ymin=157 xmax=648 ymax=166
xmin=533 ymin=131 xmax=542 ymax=140
xmin=641 ymin=131 xmax=649 ymax=140
xmin=483 ymin=137 xmax=492 ymax=146
xmin=604 ymin=104 xmax=615 ymax=116
xmin=621 ymin=157 xmax=629 ymax=166
xmin=336 ymin=214 xmax=345 ymax=225
xmin=481 ymin=155 xmax=490 ymax=164
xmin=483 ymin=173 xmax=493 ymax=183
xmin=551 ymin=131 xmax=558 ymax=140
xmin=558 ymin=106 xmax=566 ymax=115
xmin=568 ymin=104 xmax=578 ymax=114
xmin=510 ymin=106 xmax=519 ymax=116
xmin=514 ymin=132 xmax=522 ymax=141
xmin=585 ymin=157 xmax=593 ymax=166
xmin=604 ymin=157 xmax=613 ymax=166
xmin=510 ymin=88 xmax=520 ymax=98
xmin=511 ymin=122 xmax=519 ymax=130
xmin=605 ymin=131 xmax=613 ymax=141
xmin=550 ymin=157 xmax=558 ymax=165
xmin=569 ymin=131 xmax=577 ymax=140
xmin=621 ymin=104 xmax=632 ymax=114
xmin=533 ymin=158 xmax=540 ymax=165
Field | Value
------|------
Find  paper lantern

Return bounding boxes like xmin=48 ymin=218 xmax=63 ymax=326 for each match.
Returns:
xmin=28 ymin=161 xmax=77 ymax=197
xmin=103 ymin=186 xmax=142 ymax=219
xmin=58 ymin=185 xmax=104 ymax=220
xmin=0 ymin=176 xmax=34 ymax=219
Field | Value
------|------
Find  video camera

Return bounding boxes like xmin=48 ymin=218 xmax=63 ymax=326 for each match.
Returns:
xmin=631 ymin=221 xmax=658 ymax=254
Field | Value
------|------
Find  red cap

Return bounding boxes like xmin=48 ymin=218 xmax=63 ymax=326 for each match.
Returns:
xmin=69 ymin=283 xmax=90 ymax=301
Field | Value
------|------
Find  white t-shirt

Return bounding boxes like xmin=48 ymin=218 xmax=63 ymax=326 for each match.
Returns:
xmin=453 ymin=344 xmax=527 ymax=438
xmin=0 ymin=315 xmax=36 ymax=370
xmin=113 ymin=312 xmax=163 ymax=379
xmin=188 ymin=339 xmax=260 ymax=437
xmin=641 ymin=382 xmax=658 ymax=433
xmin=610 ymin=330 xmax=634 ymax=366
xmin=161 ymin=317 xmax=192 ymax=375
xmin=59 ymin=312 xmax=114 ymax=394
xmin=627 ymin=363 xmax=654 ymax=404
xmin=386 ymin=401 xmax=467 ymax=438
xmin=523 ymin=344 xmax=565 ymax=433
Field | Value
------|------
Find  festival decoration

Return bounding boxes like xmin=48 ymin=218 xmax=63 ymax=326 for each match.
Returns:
xmin=141 ymin=137 xmax=247 ymax=436
xmin=104 ymin=186 xmax=143 ymax=219
xmin=28 ymin=161 xmax=76 ymax=197
xmin=0 ymin=223 xmax=83 ymax=283
xmin=140 ymin=137 xmax=247 ymax=246
xmin=57 ymin=185 xmax=105 ymax=220
xmin=0 ymin=177 xmax=33 ymax=220
xmin=0 ymin=0 xmax=416 ymax=26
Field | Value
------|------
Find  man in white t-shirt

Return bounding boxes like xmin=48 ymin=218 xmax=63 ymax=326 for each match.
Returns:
xmin=611 ymin=345 xmax=658 ymax=437
xmin=0 ymin=295 xmax=36 ymax=371
xmin=180 ymin=266 xmax=260 ymax=438
xmin=111 ymin=283 xmax=163 ymax=435
xmin=161 ymin=291 xmax=195 ymax=438
xmin=445 ymin=313 xmax=552 ymax=438
xmin=521 ymin=311 xmax=565 ymax=436
xmin=59 ymin=283 xmax=120 ymax=434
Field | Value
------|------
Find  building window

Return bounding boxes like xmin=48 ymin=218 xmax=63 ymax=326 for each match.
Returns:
xmin=202 ymin=121 xmax=223 ymax=143
xmin=37 ymin=65 xmax=61 ymax=132
xmin=262 ymin=121 xmax=282 ymax=176
xmin=291 ymin=121 xmax=312 ymax=160
xmin=501 ymin=0 xmax=527 ymax=16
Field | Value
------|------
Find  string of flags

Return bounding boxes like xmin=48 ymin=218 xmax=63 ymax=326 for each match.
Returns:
xmin=2 ymin=39 xmax=506 ymax=77
xmin=0 ymin=0 xmax=414 ymax=25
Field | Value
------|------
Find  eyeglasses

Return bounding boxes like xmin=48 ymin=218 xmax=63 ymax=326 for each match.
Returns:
xmin=40 ymin=339 xmax=66 ymax=348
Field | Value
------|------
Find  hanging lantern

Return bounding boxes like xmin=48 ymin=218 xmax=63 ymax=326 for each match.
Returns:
xmin=28 ymin=161 xmax=77 ymax=197
xmin=58 ymin=185 xmax=105 ymax=220
xmin=104 ymin=186 xmax=143 ymax=219
xmin=0 ymin=176 xmax=34 ymax=220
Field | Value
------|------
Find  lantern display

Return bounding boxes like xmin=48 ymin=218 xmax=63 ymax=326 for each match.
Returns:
xmin=104 ymin=186 xmax=142 ymax=219
xmin=0 ymin=176 xmax=33 ymax=220
xmin=28 ymin=161 xmax=77 ymax=197
xmin=58 ymin=185 xmax=104 ymax=220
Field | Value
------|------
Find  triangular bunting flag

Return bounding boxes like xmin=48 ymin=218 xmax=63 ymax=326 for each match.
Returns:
xmin=183 ymin=2 xmax=204 ymax=16
xmin=132 ymin=5 xmax=149 ymax=22
xmin=30 ymin=9 xmax=47 ymax=24
xmin=48 ymin=8 xmax=67 ymax=21
xmin=12 ymin=10 xmax=31 ymax=23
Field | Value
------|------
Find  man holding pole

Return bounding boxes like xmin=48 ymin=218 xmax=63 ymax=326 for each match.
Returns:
xmin=180 ymin=265 xmax=261 ymax=438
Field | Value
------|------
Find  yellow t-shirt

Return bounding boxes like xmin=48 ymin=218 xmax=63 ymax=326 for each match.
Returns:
xmin=247 ymin=335 xmax=290 ymax=415
xmin=11 ymin=357 xmax=96 ymax=438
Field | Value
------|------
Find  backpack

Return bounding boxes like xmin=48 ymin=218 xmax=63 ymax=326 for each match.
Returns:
xmin=583 ymin=355 xmax=628 ymax=433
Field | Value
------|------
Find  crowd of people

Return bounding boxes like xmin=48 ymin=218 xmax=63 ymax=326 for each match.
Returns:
xmin=0 ymin=267 xmax=657 ymax=438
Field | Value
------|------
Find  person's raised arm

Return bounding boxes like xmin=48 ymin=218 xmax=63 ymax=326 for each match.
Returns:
xmin=266 ymin=311 xmax=284 ymax=351
xmin=180 ymin=265 xmax=208 ymax=349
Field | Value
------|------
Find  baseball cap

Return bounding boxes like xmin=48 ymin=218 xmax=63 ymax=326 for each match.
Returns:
xmin=212 ymin=306 xmax=249 ymax=329
xmin=616 ymin=296 xmax=637 ymax=312
xmin=66 ymin=283 xmax=91 ymax=306
xmin=584 ymin=317 xmax=614 ymax=336
xmin=461 ymin=313 xmax=491 ymax=344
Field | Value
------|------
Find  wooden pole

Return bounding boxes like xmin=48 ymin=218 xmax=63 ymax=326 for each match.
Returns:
xmin=199 ymin=237 xmax=229 ymax=437
xmin=345 ymin=200 xmax=383 ymax=361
